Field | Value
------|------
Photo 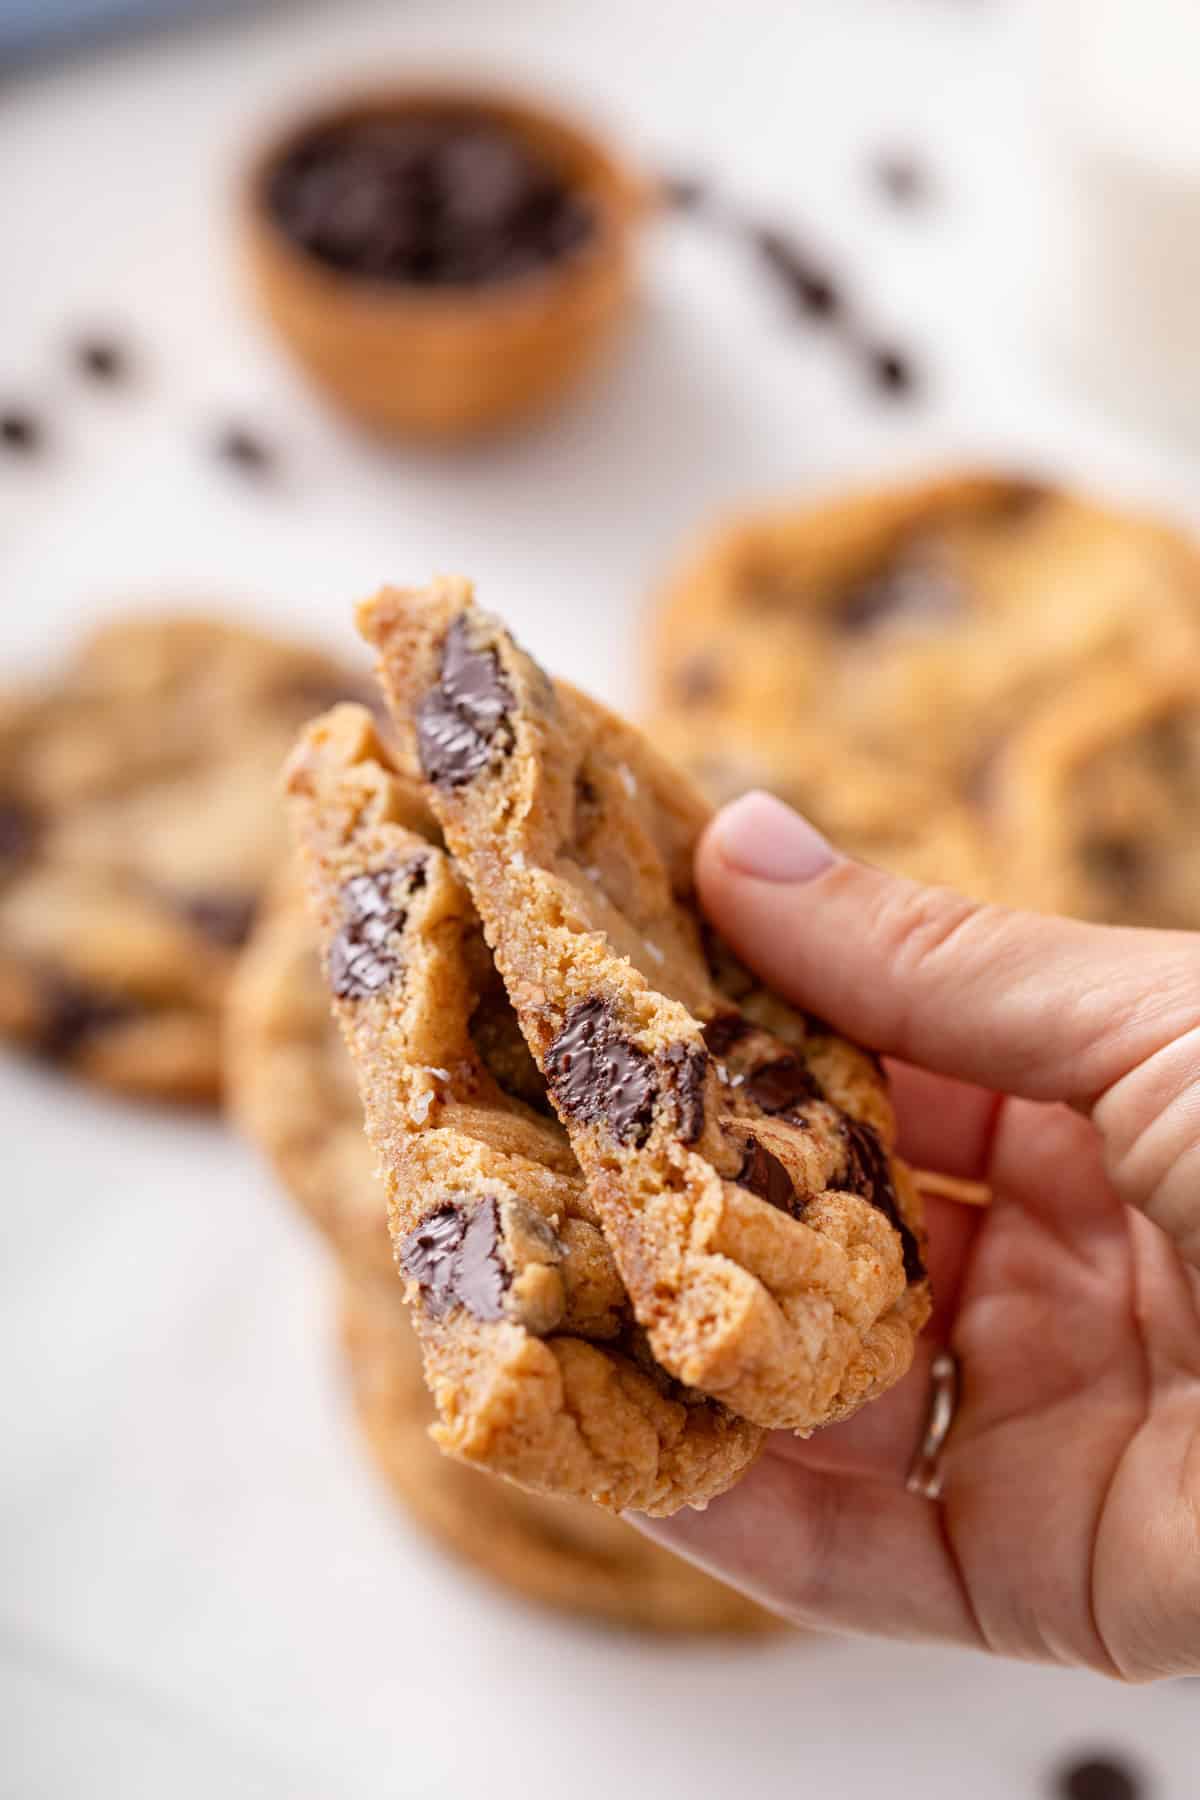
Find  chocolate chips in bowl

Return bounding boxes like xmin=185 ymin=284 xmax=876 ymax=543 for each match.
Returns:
xmin=244 ymin=86 xmax=643 ymax=441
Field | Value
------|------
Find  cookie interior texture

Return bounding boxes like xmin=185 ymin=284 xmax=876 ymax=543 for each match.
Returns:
xmin=646 ymin=471 xmax=1200 ymax=913
xmin=287 ymin=703 xmax=765 ymax=1516
xmin=0 ymin=613 xmax=373 ymax=1102
xmin=226 ymin=882 xmax=773 ymax=1629
xmin=356 ymin=582 xmax=929 ymax=1437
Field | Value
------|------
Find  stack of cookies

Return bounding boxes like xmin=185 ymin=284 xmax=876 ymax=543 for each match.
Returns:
xmin=646 ymin=471 xmax=1200 ymax=926
xmin=0 ymin=610 xmax=776 ymax=1631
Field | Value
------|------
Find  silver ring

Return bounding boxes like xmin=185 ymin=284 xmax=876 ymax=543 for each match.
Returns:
xmin=906 ymin=1350 xmax=960 ymax=1501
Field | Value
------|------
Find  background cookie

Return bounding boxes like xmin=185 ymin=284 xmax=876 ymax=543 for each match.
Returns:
xmin=227 ymin=873 xmax=773 ymax=1632
xmin=646 ymin=473 xmax=1200 ymax=901
xmin=0 ymin=613 xmax=371 ymax=1102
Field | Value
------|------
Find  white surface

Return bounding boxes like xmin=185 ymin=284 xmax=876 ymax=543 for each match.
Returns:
xmin=1041 ymin=0 xmax=1200 ymax=444
xmin=1 ymin=3 xmax=1198 ymax=1796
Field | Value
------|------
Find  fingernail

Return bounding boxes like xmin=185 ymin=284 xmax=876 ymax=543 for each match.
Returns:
xmin=710 ymin=791 xmax=836 ymax=883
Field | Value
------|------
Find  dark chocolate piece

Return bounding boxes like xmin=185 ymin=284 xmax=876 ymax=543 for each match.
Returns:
xmin=268 ymin=112 xmax=594 ymax=288
xmin=752 ymin=226 xmax=840 ymax=320
xmin=662 ymin=1041 xmax=707 ymax=1143
xmin=673 ymin=652 xmax=724 ymax=706
xmin=0 ymin=798 xmax=36 ymax=872
xmin=38 ymin=977 xmax=134 ymax=1062
xmin=215 ymin=426 xmax=274 ymax=475
xmin=736 ymin=1135 xmax=800 ymax=1216
xmin=873 ymin=153 xmax=929 ymax=208
xmin=1055 ymin=1754 xmax=1144 ymax=1800
xmin=865 ymin=345 xmax=915 ymax=397
xmin=702 ymin=1011 xmax=752 ymax=1059
xmin=838 ymin=552 xmax=965 ymax=636
xmin=178 ymin=891 xmax=257 ymax=949
xmin=329 ymin=858 xmax=425 ymax=999
xmin=399 ymin=1197 xmax=510 ymax=1321
xmin=75 ymin=337 xmax=130 ymax=383
xmin=545 ymin=997 xmax=658 ymax=1146
xmin=1 ymin=410 xmax=42 ymax=454
xmin=841 ymin=1116 xmax=924 ymax=1282
xmin=744 ymin=1054 xmax=821 ymax=1114
xmin=417 ymin=615 xmax=515 ymax=787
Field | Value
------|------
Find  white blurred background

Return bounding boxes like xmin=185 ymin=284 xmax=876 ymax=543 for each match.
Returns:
xmin=1 ymin=2 xmax=1197 ymax=1796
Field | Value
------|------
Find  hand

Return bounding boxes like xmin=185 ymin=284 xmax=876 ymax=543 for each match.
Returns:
xmin=635 ymin=791 xmax=1200 ymax=1680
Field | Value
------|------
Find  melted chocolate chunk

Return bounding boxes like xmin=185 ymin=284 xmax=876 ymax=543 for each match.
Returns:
xmin=0 ymin=797 xmax=36 ymax=871
xmin=545 ymin=998 xmax=658 ymax=1146
xmin=1080 ymin=834 xmax=1146 ymax=894
xmin=399 ymin=1197 xmax=509 ymax=1321
xmin=702 ymin=1011 xmax=752 ymax=1059
xmin=662 ymin=1041 xmax=706 ymax=1143
xmin=179 ymin=891 xmax=257 ymax=949
xmin=841 ymin=1117 xmax=924 ymax=1282
xmin=328 ymin=858 xmax=425 ymax=999
xmin=1055 ymin=1755 xmax=1143 ymax=1800
xmin=736 ymin=1135 xmax=800 ymax=1216
xmin=417 ymin=615 xmax=514 ymax=788
xmin=745 ymin=1055 xmax=821 ymax=1114
xmin=38 ymin=977 xmax=134 ymax=1062
xmin=673 ymin=652 xmax=724 ymax=706
xmin=838 ymin=551 xmax=964 ymax=636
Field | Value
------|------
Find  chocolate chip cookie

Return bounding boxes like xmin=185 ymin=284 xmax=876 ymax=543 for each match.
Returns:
xmin=0 ymin=613 xmax=370 ymax=1101
xmin=647 ymin=473 xmax=1200 ymax=894
xmin=985 ymin=662 xmax=1200 ymax=929
xmin=287 ymin=703 xmax=763 ymax=1513
xmin=227 ymin=876 xmax=772 ymax=1628
xmin=357 ymin=582 xmax=929 ymax=1435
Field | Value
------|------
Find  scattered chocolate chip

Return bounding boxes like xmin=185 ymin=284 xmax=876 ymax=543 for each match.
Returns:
xmin=179 ymin=891 xmax=257 ymax=949
xmin=673 ymin=652 xmax=724 ymax=706
xmin=1 ymin=409 xmax=42 ymax=454
xmin=662 ymin=1041 xmax=707 ymax=1142
xmin=416 ymin=614 xmax=514 ymax=788
xmin=838 ymin=552 xmax=965 ymax=636
xmin=753 ymin=226 xmax=841 ymax=320
xmin=0 ymin=798 xmax=37 ymax=871
xmin=841 ymin=1117 xmax=924 ymax=1282
xmin=745 ymin=1055 xmax=821 ymax=1115
xmin=702 ymin=1011 xmax=752 ymax=1059
xmin=38 ymin=977 xmax=134 ymax=1062
xmin=329 ymin=859 xmax=425 ymax=999
xmin=399 ymin=1197 xmax=510 ymax=1321
xmin=546 ymin=997 xmax=658 ymax=1146
xmin=873 ymin=152 xmax=929 ymax=208
xmin=215 ymin=426 xmax=274 ymax=475
xmin=1054 ymin=1753 xmax=1144 ymax=1800
xmin=268 ymin=112 xmax=594 ymax=288
xmin=662 ymin=173 xmax=710 ymax=212
xmin=865 ymin=345 xmax=915 ymax=397
xmin=736 ymin=1135 xmax=800 ymax=1215
xmin=74 ymin=336 xmax=130 ymax=382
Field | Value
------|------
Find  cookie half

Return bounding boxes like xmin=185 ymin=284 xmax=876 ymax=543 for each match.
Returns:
xmin=226 ymin=880 xmax=773 ymax=1627
xmin=357 ymin=582 xmax=929 ymax=1434
xmin=0 ymin=613 xmax=371 ymax=1102
xmin=287 ymin=704 xmax=763 ymax=1514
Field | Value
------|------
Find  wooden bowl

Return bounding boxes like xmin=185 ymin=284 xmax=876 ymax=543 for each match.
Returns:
xmin=243 ymin=84 xmax=644 ymax=442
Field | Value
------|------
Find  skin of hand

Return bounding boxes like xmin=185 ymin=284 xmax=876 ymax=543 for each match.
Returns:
xmin=633 ymin=790 xmax=1200 ymax=1681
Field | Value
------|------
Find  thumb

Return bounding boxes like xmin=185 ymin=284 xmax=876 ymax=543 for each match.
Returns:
xmin=698 ymin=791 xmax=1199 ymax=1110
